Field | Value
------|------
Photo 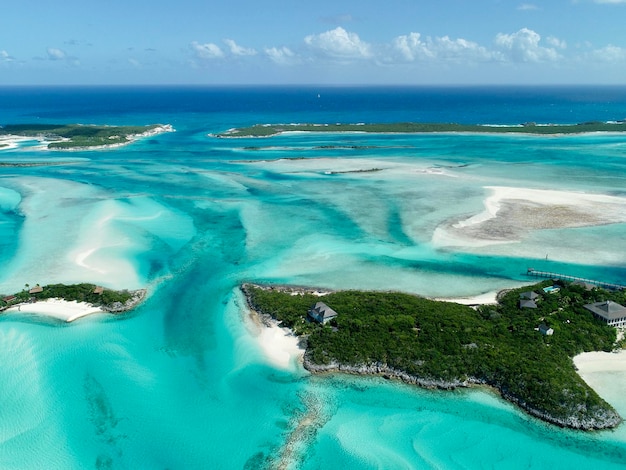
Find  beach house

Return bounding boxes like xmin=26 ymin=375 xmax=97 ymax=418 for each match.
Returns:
xmin=308 ymin=301 xmax=338 ymax=324
xmin=584 ymin=300 xmax=626 ymax=328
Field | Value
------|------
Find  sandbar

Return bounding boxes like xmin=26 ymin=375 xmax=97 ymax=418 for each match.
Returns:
xmin=433 ymin=186 xmax=626 ymax=248
xmin=0 ymin=135 xmax=39 ymax=150
xmin=5 ymin=298 xmax=103 ymax=322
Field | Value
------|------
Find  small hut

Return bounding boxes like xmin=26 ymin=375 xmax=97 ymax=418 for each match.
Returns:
xmin=538 ymin=323 xmax=554 ymax=336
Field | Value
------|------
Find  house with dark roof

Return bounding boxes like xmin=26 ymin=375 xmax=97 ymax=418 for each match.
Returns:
xmin=308 ymin=301 xmax=338 ymax=324
xmin=538 ymin=323 xmax=554 ymax=336
xmin=572 ymin=280 xmax=595 ymax=291
xmin=519 ymin=299 xmax=538 ymax=309
xmin=584 ymin=300 xmax=626 ymax=328
xmin=520 ymin=291 xmax=539 ymax=301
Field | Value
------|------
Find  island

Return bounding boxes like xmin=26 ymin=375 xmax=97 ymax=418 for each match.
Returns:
xmin=215 ymin=121 xmax=626 ymax=138
xmin=241 ymin=279 xmax=626 ymax=430
xmin=0 ymin=123 xmax=173 ymax=150
xmin=1 ymin=283 xmax=146 ymax=322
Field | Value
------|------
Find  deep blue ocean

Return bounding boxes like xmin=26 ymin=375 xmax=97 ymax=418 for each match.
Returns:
xmin=1 ymin=86 xmax=626 ymax=469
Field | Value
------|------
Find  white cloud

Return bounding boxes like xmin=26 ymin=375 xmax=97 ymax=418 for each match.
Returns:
xmin=594 ymin=0 xmax=626 ymax=3
xmin=546 ymin=36 xmax=567 ymax=49
xmin=264 ymin=46 xmax=296 ymax=65
xmin=191 ymin=41 xmax=224 ymax=59
xmin=0 ymin=50 xmax=13 ymax=62
xmin=587 ymin=45 xmax=626 ymax=62
xmin=304 ymin=27 xmax=371 ymax=59
xmin=494 ymin=28 xmax=560 ymax=62
xmin=47 ymin=48 xmax=66 ymax=61
xmin=393 ymin=33 xmax=493 ymax=62
xmin=224 ymin=39 xmax=257 ymax=56
xmin=393 ymin=33 xmax=434 ymax=61
xmin=517 ymin=3 xmax=539 ymax=10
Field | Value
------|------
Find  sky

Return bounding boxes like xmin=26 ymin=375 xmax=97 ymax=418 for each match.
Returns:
xmin=1 ymin=0 xmax=626 ymax=85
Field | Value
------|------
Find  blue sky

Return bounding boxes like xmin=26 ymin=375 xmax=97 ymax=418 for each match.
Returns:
xmin=1 ymin=0 xmax=626 ymax=85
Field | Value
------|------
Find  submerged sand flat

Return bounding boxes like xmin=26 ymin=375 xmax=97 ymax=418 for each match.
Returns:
xmin=433 ymin=186 xmax=626 ymax=248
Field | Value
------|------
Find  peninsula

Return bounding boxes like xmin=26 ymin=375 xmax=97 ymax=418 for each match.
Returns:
xmin=0 ymin=123 xmax=173 ymax=150
xmin=1 ymin=283 xmax=146 ymax=322
xmin=241 ymin=280 xmax=626 ymax=430
xmin=216 ymin=121 xmax=626 ymax=138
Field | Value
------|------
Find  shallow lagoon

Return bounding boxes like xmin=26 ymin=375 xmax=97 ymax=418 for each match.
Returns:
xmin=1 ymin=87 xmax=626 ymax=468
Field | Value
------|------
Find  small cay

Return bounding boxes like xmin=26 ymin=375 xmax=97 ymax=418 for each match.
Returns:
xmin=1 ymin=283 xmax=147 ymax=322
xmin=241 ymin=281 xmax=625 ymax=430
xmin=0 ymin=123 xmax=173 ymax=150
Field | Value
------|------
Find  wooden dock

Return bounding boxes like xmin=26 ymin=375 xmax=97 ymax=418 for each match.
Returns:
xmin=526 ymin=268 xmax=626 ymax=290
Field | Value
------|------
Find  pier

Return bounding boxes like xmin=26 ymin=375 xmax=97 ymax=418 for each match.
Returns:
xmin=526 ymin=268 xmax=626 ymax=290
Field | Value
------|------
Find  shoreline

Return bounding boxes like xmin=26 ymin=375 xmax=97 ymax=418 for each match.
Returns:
xmin=574 ymin=350 xmax=626 ymax=416
xmin=245 ymin=296 xmax=305 ymax=371
xmin=4 ymin=298 xmax=104 ymax=322
xmin=2 ymin=288 xmax=146 ymax=323
xmin=0 ymin=124 xmax=174 ymax=151
xmin=241 ymin=282 xmax=623 ymax=430
xmin=215 ymin=121 xmax=626 ymax=138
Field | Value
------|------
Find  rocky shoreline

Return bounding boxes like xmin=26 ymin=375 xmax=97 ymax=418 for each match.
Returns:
xmin=100 ymin=288 xmax=147 ymax=313
xmin=302 ymin=358 xmax=621 ymax=430
xmin=241 ymin=282 xmax=622 ymax=430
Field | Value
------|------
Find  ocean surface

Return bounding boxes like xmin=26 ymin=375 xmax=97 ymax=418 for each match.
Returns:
xmin=1 ymin=86 xmax=626 ymax=469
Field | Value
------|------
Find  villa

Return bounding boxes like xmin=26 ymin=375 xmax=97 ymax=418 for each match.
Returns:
xmin=584 ymin=300 xmax=626 ymax=328
xmin=308 ymin=302 xmax=338 ymax=324
xmin=519 ymin=291 xmax=539 ymax=309
xmin=520 ymin=291 xmax=539 ymax=300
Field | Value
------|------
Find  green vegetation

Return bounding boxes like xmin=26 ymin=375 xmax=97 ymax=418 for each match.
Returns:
xmin=0 ymin=124 xmax=163 ymax=149
xmin=1 ymin=283 xmax=134 ymax=309
xmin=217 ymin=121 xmax=626 ymax=138
xmin=243 ymin=281 xmax=626 ymax=429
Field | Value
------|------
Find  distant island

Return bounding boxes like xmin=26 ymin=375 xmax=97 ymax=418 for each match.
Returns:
xmin=0 ymin=123 xmax=173 ymax=150
xmin=216 ymin=121 xmax=626 ymax=138
xmin=242 ymin=280 xmax=626 ymax=430
xmin=1 ymin=283 xmax=146 ymax=322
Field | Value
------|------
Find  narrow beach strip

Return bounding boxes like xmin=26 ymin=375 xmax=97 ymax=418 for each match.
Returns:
xmin=5 ymin=298 xmax=104 ymax=322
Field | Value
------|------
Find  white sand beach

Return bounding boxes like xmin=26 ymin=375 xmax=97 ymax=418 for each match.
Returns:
xmin=574 ymin=350 xmax=626 ymax=416
xmin=256 ymin=324 xmax=305 ymax=370
xmin=5 ymin=298 xmax=103 ymax=322
xmin=433 ymin=186 xmax=626 ymax=249
xmin=242 ymin=294 xmax=305 ymax=371
xmin=433 ymin=290 xmax=499 ymax=305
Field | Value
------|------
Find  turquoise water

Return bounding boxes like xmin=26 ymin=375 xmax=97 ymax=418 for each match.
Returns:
xmin=1 ymin=87 xmax=626 ymax=469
